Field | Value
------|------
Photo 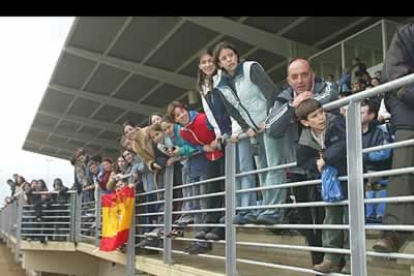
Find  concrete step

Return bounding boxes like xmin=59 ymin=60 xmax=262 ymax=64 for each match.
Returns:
xmin=140 ymin=228 xmax=413 ymax=276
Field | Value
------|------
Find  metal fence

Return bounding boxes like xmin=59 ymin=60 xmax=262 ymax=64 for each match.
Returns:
xmin=1 ymin=72 xmax=414 ymax=276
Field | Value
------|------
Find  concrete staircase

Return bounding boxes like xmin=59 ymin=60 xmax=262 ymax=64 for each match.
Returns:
xmin=0 ymin=241 xmax=26 ymax=276
xmin=137 ymin=228 xmax=413 ymax=276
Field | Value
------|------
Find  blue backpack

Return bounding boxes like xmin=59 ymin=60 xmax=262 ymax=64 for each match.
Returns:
xmin=321 ymin=165 xmax=344 ymax=202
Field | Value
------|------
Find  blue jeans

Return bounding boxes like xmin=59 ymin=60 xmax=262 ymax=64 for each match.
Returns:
xmin=254 ymin=132 xmax=287 ymax=219
xmin=236 ymin=138 xmax=257 ymax=214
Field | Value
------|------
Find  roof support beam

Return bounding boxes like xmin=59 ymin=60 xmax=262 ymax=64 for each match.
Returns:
xmin=314 ymin=17 xmax=373 ymax=48
xmin=183 ymin=17 xmax=317 ymax=58
xmin=64 ymin=46 xmax=197 ymax=91
xmin=31 ymin=126 xmax=118 ymax=150
xmin=38 ymin=110 xmax=122 ymax=132
xmin=49 ymin=83 xmax=163 ymax=116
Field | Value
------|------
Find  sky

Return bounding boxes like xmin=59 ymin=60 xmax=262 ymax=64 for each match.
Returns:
xmin=0 ymin=17 xmax=75 ymax=206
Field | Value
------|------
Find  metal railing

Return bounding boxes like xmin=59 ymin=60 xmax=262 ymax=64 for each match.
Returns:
xmin=1 ymin=72 xmax=414 ymax=276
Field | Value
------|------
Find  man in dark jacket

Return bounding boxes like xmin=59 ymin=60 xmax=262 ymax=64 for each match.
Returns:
xmin=295 ymin=98 xmax=349 ymax=274
xmin=374 ymin=22 xmax=414 ymax=253
xmin=264 ymin=58 xmax=338 ymax=265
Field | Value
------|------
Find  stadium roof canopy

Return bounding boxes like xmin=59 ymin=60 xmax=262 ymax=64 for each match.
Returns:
xmin=23 ymin=16 xmax=412 ymax=160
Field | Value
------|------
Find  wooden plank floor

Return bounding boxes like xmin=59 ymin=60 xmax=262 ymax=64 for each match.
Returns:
xmin=0 ymin=241 xmax=26 ymax=276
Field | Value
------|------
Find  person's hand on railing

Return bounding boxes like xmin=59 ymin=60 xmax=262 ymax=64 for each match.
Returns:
xmin=203 ymin=144 xmax=215 ymax=152
xmin=167 ymin=157 xmax=176 ymax=167
xmin=247 ymin=128 xmax=256 ymax=138
xmin=230 ymin=134 xmax=239 ymax=143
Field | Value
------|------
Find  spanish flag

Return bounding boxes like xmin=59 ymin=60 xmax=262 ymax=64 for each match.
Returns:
xmin=100 ymin=186 xmax=135 ymax=251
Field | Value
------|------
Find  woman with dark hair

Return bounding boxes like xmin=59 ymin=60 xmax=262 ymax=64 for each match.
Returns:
xmin=15 ymin=175 xmax=27 ymax=195
xmin=213 ymin=41 xmax=287 ymax=225
xmin=198 ymin=48 xmax=257 ymax=227
xmin=52 ymin=178 xmax=69 ymax=241
xmin=149 ymin=113 xmax=163 ymax=125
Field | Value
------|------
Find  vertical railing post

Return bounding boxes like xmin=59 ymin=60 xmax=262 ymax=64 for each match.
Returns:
xmin=69 ymin=192 xmax=76 ymax=242
xmin=346 ymin=101 xmax=368 ymax=276
xmin=74 ymin=192 xmax=82 ymax=244
xmin=14 ymin=195 xmax=23 ymax=263
xmin=126 ymin=187 xmax=136 ymax=276
xmin=225 ymin=142 xmax=237 ymax=276
xmin=94 ymin=188 xmax=102 ymax=248
xmin=163 ymin=166 xmax=174 ymax=265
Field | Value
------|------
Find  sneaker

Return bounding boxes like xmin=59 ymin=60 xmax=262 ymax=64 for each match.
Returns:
xmin=233 ymin=214 xmax=247 ymax=225
xmin=178 ymin=215 xmax=194 ymax=226
xmin=313 ymin=260 xmax=341 ymax=273
xmin=194 ymin=231 xmax=207 ymax=240
xmin=144 ymin=228 xmax=163 ymax=239
xmin=373 ymin=234 xmax=400 ymax=253
xmin=256 ymin=214 xmax=282 ymax=225
xmin=136 ymin=238 xmax=160 ymax=248
xmin=205 ymin=232 xmax=221 ymax=241
xmin=186 ymin=243 xmax=211 ymax=255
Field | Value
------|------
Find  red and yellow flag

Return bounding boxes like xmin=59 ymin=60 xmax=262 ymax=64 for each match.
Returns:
xmin=100 ymin=186 xmax=135 ymax=251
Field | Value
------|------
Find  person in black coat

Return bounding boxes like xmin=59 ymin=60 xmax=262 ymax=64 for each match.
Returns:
xmin=374 ymin=22 xmax=414 ymax=253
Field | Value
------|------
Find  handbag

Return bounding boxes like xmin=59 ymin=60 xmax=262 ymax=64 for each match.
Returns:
xmin=321 ymin=165 xmax=344 ymax=202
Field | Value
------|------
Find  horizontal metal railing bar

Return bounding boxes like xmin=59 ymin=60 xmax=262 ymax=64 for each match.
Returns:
xmin=236 ymin=241 xmax=350 ymax=254
xmin=323 ymin=73 xmax=414 ymax=110
xmin=173 ymin=176 xmax=226 ymax=190
xmin=22 ymin=216 xmax=70 ymax=219
xmin=137 ymin=207 xmax=227 ymax=217
xmin=80 ymin=228 xmax=96 ymax=231
xmin=141 ymin=246 xmax=164 ymax=251
xmin=23 ymin=210 xmax=70 ymax=213
xmin=24 ymin=204 xmax=70 ymax=207
xmin=172 ymin=191 xmax=226 ymax=202
xmin=363 ymin=139 xmax=414 ymax=153
xmin=21 ymin=234 xmax=69 ymax=237
xmin=366 ymin=251 xmax=414 ymax=260
xmin=172 ymin=249 xmax=226 ymax=261
xmin=365 ymin=195 xmax=414 ymax=204
xmin=81 ymin=222 xmax=96 ymax=225
xmin=21 ymin=228 xmax=70 ymax=231
xmin=172 ymin=208 xmax=226 ymax=215
xmin=79 ymin=234 xmax=95 ymax=239
xmin=237 ymin=257 xmax=346 ymax=276
xmin=365 ymin=225 xmax=414 ymax=231
xmin=237 ymin=179 xmax=321 ymax=194
xmin=171 ymin=224 xmax=225 ymax=228
xmin=237 ymin=224 xmax=349 ymax=230
xmin=135 ymin=213 xmax=164 ymax=217
xmin=81 ymin=208 xmax=96 ymax=213
xmin=364 ymin=166 xmax=414 ymax=179
xmin=161 ymin=236 xmax=226 ymax=244
xmin=236 ymin=200 xmax=348 ymax=211
xmin=21 ymin=222 xmax=70 ymax=225
xmin=137 ymin=188 xmax=166 ymax=197
xmin=135 ymin=224 xmax=164 ymax=227
xmin=236 ymin=162 xmax=297 ymax=178
xmin=236 ymin=167 xmax=414 ymax=195
xmin=134 ymin=235 xmax=222 ymax=245
xmin=136 ymin=200 xmax=165 ymax=207
xmin=30 ymin=190 xmax=77 ymax=195
xmin=81 ymin=201 xmax=96 ymax=206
